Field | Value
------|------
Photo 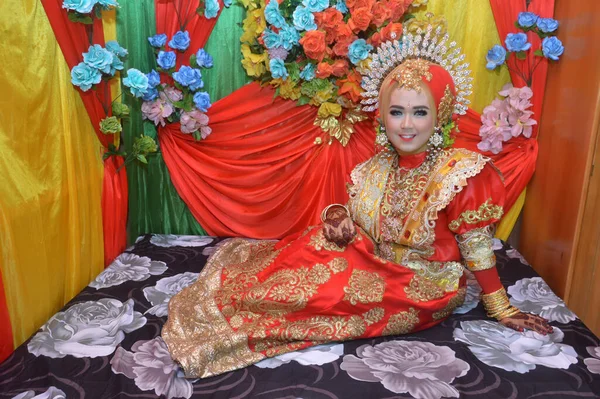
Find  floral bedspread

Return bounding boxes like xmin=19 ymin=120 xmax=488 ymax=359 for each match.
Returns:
xmin=1 ymin=235 xmax=599 ymax=399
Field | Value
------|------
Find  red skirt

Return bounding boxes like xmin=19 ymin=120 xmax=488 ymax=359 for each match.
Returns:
xmin=162 ymin=225 xmax=466 ymax=378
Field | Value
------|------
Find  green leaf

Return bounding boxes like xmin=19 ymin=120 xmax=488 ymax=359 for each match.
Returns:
xmin=67 ymin=12 xmax=94 ymax=25
xmin=515 ymin=51 xmax=527 ymax=60
xmin=137 ymin=154 xmax=148 ymax=164
xmin=274 ymin=87 xmax=280 ymax=99
xmin=534 ymin=49 xmax=544 ymax=57
xmin=94 ymin=6 xmax=102 ymax=19
xmin=172 ymin=100 xmax=185 ymax=108
xmin=196 ymin=6 xmax=204 ymax=17
xmin=193 ymin=131 xmax=201 ymax=141
xmin=287 ymin=62 xmax=300 ymax=81
xmin=190 ymin=54 xmax=198 ymax=69
xmin=297 ymin=95 xmax=311 ymax=106
xmin=182 ymin=93 xmax=194 ymax=112
xmin=403 ymin=13 xmax=415 ymax=22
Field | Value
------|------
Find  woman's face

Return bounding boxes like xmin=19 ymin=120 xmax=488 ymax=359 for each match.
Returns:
xmin=383 ymin=86 xmax=436 ymax=155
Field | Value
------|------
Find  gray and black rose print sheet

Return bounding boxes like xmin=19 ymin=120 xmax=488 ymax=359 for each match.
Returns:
xmin=1 ymin=234 xmax=599 ymax=399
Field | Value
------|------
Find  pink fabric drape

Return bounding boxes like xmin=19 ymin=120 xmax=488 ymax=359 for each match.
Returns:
xmin=41 ymin=0 xmax=128 ymax=266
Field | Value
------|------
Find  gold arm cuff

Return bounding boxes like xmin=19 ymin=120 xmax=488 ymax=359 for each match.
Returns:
xmin=456 ymin=226 xmax=496 ymax=271
xmin=320 ymin=204 xmax=350 ymax=223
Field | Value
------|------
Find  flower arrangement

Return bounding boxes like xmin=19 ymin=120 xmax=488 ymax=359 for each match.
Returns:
xmin=480 ymin=11 xmax=564 ymax=153
xmin=140 ymin=32 xmax=214 ymax=141
xmin=62 ymin=0 xmax=119 ymax=24
xmin=239 ymin=0 xmax=427 ymax=145
xmin=478 ymin=84 xmax=535 ymax=154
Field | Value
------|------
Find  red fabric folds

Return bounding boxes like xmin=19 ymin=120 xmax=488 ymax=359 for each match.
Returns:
xmin=0 ymin=271 xmax=12 ymax=363
xmin=41 ymin=0 xmax=128 ymax=266
xmin=159 ymin=83 xmax=375 ymax=237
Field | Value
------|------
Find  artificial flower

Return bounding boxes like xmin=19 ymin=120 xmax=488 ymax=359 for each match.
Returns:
xmin=192 ymin=91 xmax=212 ymax=112
xmin=517 ymin=12 xmax=538 ymax=28
xmin=173 ymin=66 xmax=204 ymax=91
xmin=99 ymin=116 xmax=122 ymax=134
xmin=83 ymin=44 xmax=114 ymax=74
xmin=157 ymin=51 xmax=176 ymax=70
xmin=293 ymin=6 xmax=318 ymax=31
xmin=204 ymin=0 xmax=221 ymax=19
xmin=169 ymin=31 xmax=191 ymax=51
xmin=71 ymin=62 xmax=102 ymax=91
xmin=299 ymin=30 xmax=328 ymax=61
xmin=542 ymin=36 xmax=564 ymax=61
xmin=264 ymin=0 xmax=286 ymax=28
xmin=336 ymin=70 xmax=362 ymax=103
xmin=241 ymin=44 xmax=269 ymax=76
xmin=347 ymin=39 xmax=373 ymax=65
xmin=123 ymin=68 xmax=149 ymax=97
xmin=195 ymin=49 xmax=214 ymax=68
xmin=148 ymin=33 xmax=167 ymax=48
xmin=62 ymin=0 xmax=95 ymax=14
xmin=299 ymin=63 xmax=316 ymax=81
xmin=279 ymin=25 xmax=301 ymax=50
xmin=269 ymin=58 xmax=289 ymax=80
xmin=146 ymin=70 xmax=161 ymax=88
xmin=316 ymin=62 xmax=334 ymax=78
xmin=486 ymin=45 xmax=507 ymax=70
xmin=537 ymin=17 xmax=559 ymax=33
xmin=505 ymin=32 xmax=531 ymax=52
xmin=318 ymin=102 xmax=342 ymax=118
xmin=180 ymin=109 xmax=210 ymax=135
xmin=348 ymin=7 xmax=373 ymax=33
xmin=106 ymin=41 xmax=128 ymax=57
xmin=141 ymin=96 xmax=174 ymax=126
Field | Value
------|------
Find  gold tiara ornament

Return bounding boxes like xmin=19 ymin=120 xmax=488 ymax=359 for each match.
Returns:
xmin=360 ymin=24 xmax=473 ymax=116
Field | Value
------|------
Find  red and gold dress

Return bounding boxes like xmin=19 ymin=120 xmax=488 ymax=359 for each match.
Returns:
xmin=162 ymin=147 xmax=506 ymax=378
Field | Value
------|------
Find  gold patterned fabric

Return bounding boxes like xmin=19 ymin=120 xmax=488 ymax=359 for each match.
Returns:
xmin=456 ymin=225 xmax=496 ymax=271
xmin=162 ymin=148 xmax=501 ymax=378
xmin=449 ymin=198 xmax=504 ymax=232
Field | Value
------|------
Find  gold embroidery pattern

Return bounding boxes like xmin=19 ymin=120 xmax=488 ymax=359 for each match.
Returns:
xmin=433 ymin=287 xmax=467 ymax=320
xmin=347 ymin=150 xmax=396 ymax=241
xmin=436 ymin=85 xmax=455 ymax=128
xmin=392 ymin=59 xmax=433 ymax=91
xmin=449 ymin=198 xmax=504 ymax=232
xmin=405 ymin=260 xmax=464 ymax=293
xmin=456 ymin=225 xmax=496 ymax=271
xmin=383 ymin=307 xmax=420 ymax=335
xmin=363 ymin=308 xmax=385 ymax=326
xmin=327 ymin=257 xmax=349 ymax=274
xmin=404 ymin=274 xmax=445 ymax=302
xmin=275 ymin=315 xmax=367 ymax=342
xmin=308 ymin=229 xmax=346 ymax=252
xmin=343 ymin=269 xmax=386 ymax=305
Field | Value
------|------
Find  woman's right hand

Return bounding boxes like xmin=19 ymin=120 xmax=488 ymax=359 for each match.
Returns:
xmin=322 ymin=207 xmax=356 ymax=247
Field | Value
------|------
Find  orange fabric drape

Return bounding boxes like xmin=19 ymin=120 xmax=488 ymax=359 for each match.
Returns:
xmin=41 ymin=0 xmax=128 ymax=265
xmin=159 ymin=83 xmax=375 ymax=237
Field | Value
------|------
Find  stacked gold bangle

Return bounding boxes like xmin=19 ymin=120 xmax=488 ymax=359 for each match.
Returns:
xmin=481 ymin=288 xmax=521 ymax=321
xmin=320 ymin=204 xmax=350 ymax=222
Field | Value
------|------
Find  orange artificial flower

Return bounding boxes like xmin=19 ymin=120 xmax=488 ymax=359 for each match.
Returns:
xmin=336 ymin=70 xmax=363 ymax=104
xmin=388 ymin=0 xmax=407 ymax=21
xmin=331 ymin=59 xmax=349 ymax=77
xmin=316 ymin=62 xmax=334 ymax=78
xmin=333 ymin=36 xmax=356 ymax=57
xmin=299 ymin=30 xmax=328 ymax=61
xmin=351 ymin=0 xmax=375 ymax=12
xmin=348 ymin=7 xmax=373 ymax=33
xmin=315 ymin=8 xmax=344 ymax=30
xmin=380 ymin=22 xmax=403 ymax=42
xmin=371 ymin=2 xmax=392 ymax=26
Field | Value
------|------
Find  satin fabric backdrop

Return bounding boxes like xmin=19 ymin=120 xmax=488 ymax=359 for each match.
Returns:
xmin=0 ymin=0 xmax=105 ymax=355
xmin=159 ymin=0 xmax=529 ymax=238
xmin=41 ymin=0 xmax=128 ymax=266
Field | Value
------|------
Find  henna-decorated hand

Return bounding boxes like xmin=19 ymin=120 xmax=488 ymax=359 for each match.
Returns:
xmin=500 ymin=312 xmax=553 ymax=335
xmin=322 ymin=207 xmax=356 ymax=247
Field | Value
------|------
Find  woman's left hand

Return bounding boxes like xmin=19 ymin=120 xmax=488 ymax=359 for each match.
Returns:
xmin=500 ymin=312 xmax=553 ymax=335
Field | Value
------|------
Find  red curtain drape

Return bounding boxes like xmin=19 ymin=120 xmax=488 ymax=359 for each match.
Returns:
xmin=0 ymin=272 xmax=12 ymax=362
xmin=41 ymin=0 xmax=128 ymax=266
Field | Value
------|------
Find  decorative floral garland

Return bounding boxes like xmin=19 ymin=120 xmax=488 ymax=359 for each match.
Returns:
xmin=480 ymin=11 xmax=564 ymax=153
xmin=239 ymin=0 xmax=429 ymax=146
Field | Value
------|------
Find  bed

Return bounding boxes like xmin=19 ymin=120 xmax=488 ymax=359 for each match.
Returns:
xmin=1 ymin=234 xmax=599 ymax=399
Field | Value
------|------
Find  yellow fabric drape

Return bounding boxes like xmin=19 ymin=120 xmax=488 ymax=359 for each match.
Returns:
xmin=415 ymin=0 xmax=520 ymax=239
xmin=0 ymin=0 xmax=104 ymax=347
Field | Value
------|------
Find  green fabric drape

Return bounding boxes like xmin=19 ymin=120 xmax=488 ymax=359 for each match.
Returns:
xmin=117 ymin=0 xmax=208 ymax=241
xmin=203 ymin=4 xmax=251 ymax=102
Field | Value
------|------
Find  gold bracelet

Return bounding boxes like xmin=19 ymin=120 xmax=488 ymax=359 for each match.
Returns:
xmin=320 ymin=204 xmax=350 ymax=223
xmin=481 ymin=288 xmax=517 ymax=321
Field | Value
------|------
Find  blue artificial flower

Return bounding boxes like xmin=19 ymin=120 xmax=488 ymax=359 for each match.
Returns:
xmin=105 ymin=41 xmax=128 ymax=57
xmin=148 ymin=33 xmax=168 ymax=48
xmin=335 ymin=0 xmax=348 ymax=14
xmin=83 ymin=44 xmax=114 ymax=74
xmin=293 ymin=6 xmax=317 ymax=31
xmin=109 ymin=56 xmax=124 ymax=75
xmin=146 ymin=70 xmax=161 ymax=88
xmin=302 ymin=0 xmax=328 ymax=13
xmin=62 ymin=0 xmax=95 ymax=14
xmin=263 ymin=28 xmax=283 ymax=49
xmin=193 ymin=91 xmax=212 ymax=112
xmin=96 ymin=0 xmax=119 ymax=8
xmin=204 ymin=0 xmax=220 ymax=19
xmin=169 ymin=31 xmax=191 ymax=51
xmin=196 ymin=49 xmax=214 ymax=68
xmin=485 ymin=45 xmax=507 ymax=70
xmin=157 ymin=51 xmax=177 ymax=70
xmin=71 ymin=62 xmax=102 ymax=91
xmin=347 ymin=39 xmax=373 ymax=65
xmin=123 ymin=68 xmax=149 ymax=98
xmin=537 ymin=17 xmax=559 ymax=33
xmin=299 ymin=63 xmax=316 ymax=81
xmin=142 ymin=87 xmax=159 ymax=102
xmin=542 ymin=36 xmax=564 ymax=61
xmin=517 ymin=12 xmax=538 ymax=28
xmin=269 ymin=59 xmax=288 ymax=80
xmin=505 ymin=32 xmax=531 ymax=52
xmin=224 ymin=0 xmax=232 ymax=7
xmin=279 ymin=25 xmax=300 ymax=51
xmin=173 ymin=66 xmax=204 ymax=91
xmin=265 ymin=0 xmax=286 ymax=29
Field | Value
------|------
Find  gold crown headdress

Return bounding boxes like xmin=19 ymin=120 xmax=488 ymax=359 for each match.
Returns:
xmin=360 ymin=24 xmax=473 ymax=116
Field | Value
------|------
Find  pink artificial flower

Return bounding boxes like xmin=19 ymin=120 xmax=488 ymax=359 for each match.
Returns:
xmin=179 ymin=109 xmax=211 ymax=136
xmin=141 ymin=98 xmax=174 ymax=127
xmin=499 ymin=83 xmax=533 ymax=101
xmin=162 ymin=85 xmax=183 ymax=103
xmin=509 ymin=109 xmax=537 ymax=138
